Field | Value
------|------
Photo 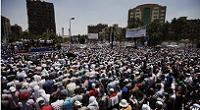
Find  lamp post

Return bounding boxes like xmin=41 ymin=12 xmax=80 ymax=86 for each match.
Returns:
xmin=69 ymin=17 xmax=75 ymax=44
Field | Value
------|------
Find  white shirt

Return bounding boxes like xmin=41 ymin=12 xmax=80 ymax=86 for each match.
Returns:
xmin=51 ymin=99 xmax=64 ymax=110
xmin=17 ymin=71 xmax=27 ymax=78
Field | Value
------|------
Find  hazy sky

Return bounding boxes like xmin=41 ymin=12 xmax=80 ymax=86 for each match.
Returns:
xmin=2 ymin=0 xmax=200 ymax=35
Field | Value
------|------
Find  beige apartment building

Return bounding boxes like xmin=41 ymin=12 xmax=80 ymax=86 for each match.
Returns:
xmin=128 ymin=4 xmax=166 ymax=27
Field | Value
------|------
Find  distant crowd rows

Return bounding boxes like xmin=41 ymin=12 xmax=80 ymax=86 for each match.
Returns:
xmin=1 ymin=43 xmax=200 ymax=110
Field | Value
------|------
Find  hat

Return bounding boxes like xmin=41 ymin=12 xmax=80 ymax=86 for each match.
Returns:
xmin=110 ymin=88 xmax=114 ymax=92
xmin=124 ymin=79 xmax=129 ymax=83
xmin=27 ymin=61 xmax=33 ymax=64
xmin=119 ymin=99 xmax=129 ymax=108
xmin=142 ymin=104 xmax=151 ymax=110
xmin=74 ymin=101 xmax=82 ymax=106
xmin=89 ymin=96 xmax=96 ymax=103
xmin=135 ymin=71 xmax=140 ymax=75
xmin=36 ymin=97 xmax=45 ymax=106
xmin=185 ymin=73 xmax=190 ymax=76
xmin=92 ymin=83 xmax=96 ymax=87
xmin=33 ymin=85 xmax=40 ymax=91
xmin=9 ymin=86 xmax=16 ymax=92
xmin=35 ymin=66 xmax=42 ymax=71
xmin=156 ymin=100 xmax=163 ymax=106
xmin=26 ymin=99 xmax=35 ymax=105
xmin=3 ymin=89 xmax=10 ymax=94
xmin=41 ymin=64 xmax=47 ymax=68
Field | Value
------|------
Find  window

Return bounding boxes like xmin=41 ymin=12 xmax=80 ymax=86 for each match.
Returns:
xmin=160 ymin=13 xmax=165 ymax=16
xmin=154 ymin=12 xmax=158 ymax=15
xmin=136 ymin=17 xmax=140 ymax=20
xmin=136 ymin=9 xmax=140 ymax=12
xmin=161 ymin=10 xmax=165 ymax=12
xmin=160 ymin=17 xmax=164 ymax=19
xmin=130 ymin=12 xmax=134 ymax=15
xmin=136 ymin=13 xmax=140 ymax=16
xmin=153 ymin=16 xmax=158 ymax=19
xmin=154 ymin=7 xmax=159 ymax=10
xmin=130 ymin=15 xmax=134 ymax=18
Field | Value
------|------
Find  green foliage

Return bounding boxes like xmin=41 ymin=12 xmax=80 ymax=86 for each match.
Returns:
xmin=147 ymin=20 xmax=162 ymax=46
xmin=78 ymin=35 xmax=87 ymax=44
xmin=99 ymin=25 xmax=125 ymax=42
xmin=100 ymin=27 xmax=111 ymax=41
xmin=8 ymin=31 xmax=64 ymax=44
xmin=112 ymin=24 xmax=121 ymax=41
xmin=147 ymin=17 xmax=200 ymax=45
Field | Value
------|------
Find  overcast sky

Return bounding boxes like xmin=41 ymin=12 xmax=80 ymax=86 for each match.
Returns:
xmin=2 ymin=0 xmax=200 ymax=35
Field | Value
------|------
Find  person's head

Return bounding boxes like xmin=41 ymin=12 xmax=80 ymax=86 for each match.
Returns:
xmin=92 ymin=83 xmax=96 ymax=88
xmin=36 ymin=97 xmax=45 ymax=107
xmin=142 ymin=104 xmax=151 ymax=110
xmin=18 ymin=68 xmax=22 ymax=72
xmin=156 ymin=100 xmax=163 ymax=110
xmin=9 ymin=86 xmax=16 ymax=93
xmin=74 ymin=101 xmax=82 ymax=108
xmin=60 ymin=89 xmax=68 ymax=99
xmin=89 ymin=96 xmax=97 ymax=104
xmin=119 ymin=99 xmax=129 ymax=109
xmin=26 ymin=99 xmax=35 ymax=107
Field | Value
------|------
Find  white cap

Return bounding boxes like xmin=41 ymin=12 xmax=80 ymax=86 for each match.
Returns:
xmin=142 ymin=104 xmax=151 ymax=110
xmin=74 ymin=101 xmax=82 ymax=106
xmin=36 ymin=97 xmax=45 ymax=106
xmin=119 ymin=99 xmax=129 ymax=108
xmin=156 ymin=100 xmax=163 ymax=106
xmin=9 ymin=86 xmax=16 ymax=92
xmin=110 ymin=88 xmax=114 ymax=92
xmin=41 ymin=64 xmax=47 ymax=68
xmin=92 ymin=83 xmax=96 ymax=87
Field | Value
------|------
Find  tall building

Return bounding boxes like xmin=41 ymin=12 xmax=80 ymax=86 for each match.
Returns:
xmin=1 ymin=16 xmax=11 ymax=43
xmin=11 ymin=24 xmax=22 ymax=36
xmin=26 ymin=0 xmax=56 ymax=35
xmin=128 ymin=4 xmax=166 ymax=27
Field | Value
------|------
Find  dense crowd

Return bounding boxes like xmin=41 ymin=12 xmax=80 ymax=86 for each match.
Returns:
xmin=1 ymin=44 xmax=200 ymax=110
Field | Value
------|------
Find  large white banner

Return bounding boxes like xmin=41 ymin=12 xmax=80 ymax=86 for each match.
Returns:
xmin=126 ymin=27 xmax=146 ymax=38
xmin=88 ymin=33 xmax=98 ymax=39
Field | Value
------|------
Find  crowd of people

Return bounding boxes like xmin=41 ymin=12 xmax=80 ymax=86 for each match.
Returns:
xmin=1 ymin=39 xmax=61 ymax=59
xmin=1 ymin=43 xmax=200 ymax=110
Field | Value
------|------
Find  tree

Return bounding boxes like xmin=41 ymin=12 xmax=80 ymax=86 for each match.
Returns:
xmin=100 ymin=27 xmax=111 ymax=42
xmin=160 ymin=21 xmax=170 ymax=41
xmin=112 ymin=24 xmax=124 ymax=43
xmin=147 ymin=20 xmax=162 ymax=46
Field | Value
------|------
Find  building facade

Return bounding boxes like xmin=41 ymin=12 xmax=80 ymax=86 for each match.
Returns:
xmin=1 ymin=16 xmax=11 ymax=43
xmin=26 ymin=0 xmax=56 ymax=35
xmin=11 ymin=24 xmax=22 ymax=36
xmin=128 ymin=4 xmax=166 ymax=27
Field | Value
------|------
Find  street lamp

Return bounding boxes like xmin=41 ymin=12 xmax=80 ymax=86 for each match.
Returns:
xmin=69 ymin=17 xmax=75 ymax=44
